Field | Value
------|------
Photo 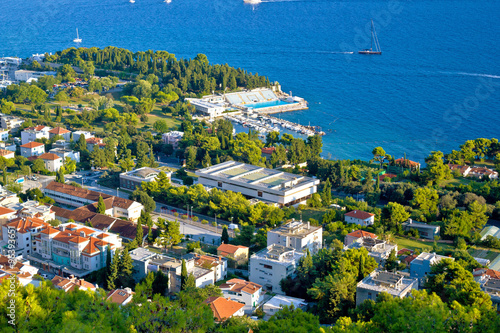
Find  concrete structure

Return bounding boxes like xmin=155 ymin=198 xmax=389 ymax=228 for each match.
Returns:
xmin=0 ymin=142 xmax=16 ymax=152
xmin=205 ymin=296 xmax=245 ymax=322
xmin=344 ymin=210 xmax=375 ymax=227
xmin=344 ymin=230 xmax=377 ymax=246
xmin=346 ymin=237 xmax=397 ymax=264
xmin=86 ymin=137 xmax=104 ymax=152
xmin=72 ymin=131 xmax=93 ymax=142
xmin=263 ymin=295 xmax=307 ymax=317
xmin=0 ymin=115 xmax=24 ymax=131
xmin=162 ymin=131 xmax=184 ymax=150
xmin=0 ymin=149 xmax=14 ymax=159
xmin=52 ymin=140 xmax=71 ymax=149
xmin=107 ymin=288 xmax=135 ymax=306
xmin=0 ymin=185 xmax=19 ymax=206
xmin=196 ymin=161 xmax=319 ymax=207
xmin=38 ymin=153 xmax=63 ymax=172
xmin=409 ymin=252 xmax=452 ymax=284
xmin=129 ymin=247 xmax=157 ymax=282
xmin=402 ymin=219 xmax=440 ymax=240
xmin=267 ymin=220 xmax=322 ymax=254
xmin=51 ymin=275 xmax=96 ymax=292
xmin=188 ymin=99 xmax=226 ymax=119
xmin=217 ymin=243 xmax=249 ymax=266
xmin=43 ymin=182 xmax=144 ymax=222
xmin=6 ymin=200 xmax=55 ymax=222
xmin=249 ymin=244 xmax=304 ymax=294
xmin=468 ymin=167 xmax=499 ymax=180
xmin=356 ymin=270 xmax=418 ymax=306
xmin=192 ymin=253 xmax=228 ymax=282
xmin=21 ymin=125 xmax=51 ymax=145
xmin=0 ymin=130 xmax=9 ymax=141
xmin=48 ymin=127 xmax=72 ymax=141
xmin=31 ymin=222 xmax=121 ymax=278
xmin=219 ymin=278 xmax=263 ymax=312
xmin=119 ymin=167 xmax=171 ymax=191
xmin=483 ymin=278 xmax=500 ymax=311
xmin=14 ymin=70 xmax=56 ymax=82
xmin=20 ymin=141 xmax=45 ymax=158
xmin=49 ymin=148 xmax=81 ymax=163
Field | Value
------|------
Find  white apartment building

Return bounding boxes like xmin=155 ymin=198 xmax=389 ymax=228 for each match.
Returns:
xmin=187 ymin=99 xmax=226 ymax=119
xmin=196 ymin=161 xmax=320 ymax=207
xmin=72 ymin=131 xmax=93 ymax=142
xmin=356 ymin=270 xmax=418 ymax=306
xmin=14 ymin=70 xmax=56 ymax=82
xmin=1 ymin=217 xmax=48 ymax=257
xmin=162 ymin=131 xmax=184 ymax=150
xmin=0 ymin=130 xmax=9 ymax=141
xmin=6 ymin=200 xmax=55 ymax=221
xmin=249 ymin=244 xmax=304 ymax=294
xmin=345 ymin=236 xmax=398 ymax=264
xmin=20 ymin=141 xmax=45 ymax=158
xmin=219 ymin=278 xmax=263 ymax=312
xmin=21 ymin=125 xmax=51 ymax=145
xmin=263 ymin=295 xmax=307 ymax=317
xmin=38 ymin=153 xmax=63 ymax=172
xmin=0 ymin=115 xmax=24 ymax=132
xmin=49 ymin=148 xmax=81 ymax=163
xmin=48 ymin=127 xmax=72 ymax=141
xmin=193 ymin=253 xmax=228 ymax=282
xmin=267 ymin=220 xmax=323 ymax=254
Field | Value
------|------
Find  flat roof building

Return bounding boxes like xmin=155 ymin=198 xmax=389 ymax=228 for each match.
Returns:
xmin=267 ymin=220 xmax=322 ymax=254
xmin=119 ymin=167 xmax=171 ymax=191
xmin=345 ymin=236 xmax=397 ymax=264
xmin=263 ymin=295 xmax=307 ymax=317
xmin=409 ymin=252 xmax=452 ymax=284
xmin=402 ymin=219 xmax=440 ymax=240
xmin=188 ymin=99 xmax=226 ymax=119
xmin=196 ymin=161 xmax=319 ymax=207
xmin=356 ymin=270 xmax=418 ymax=306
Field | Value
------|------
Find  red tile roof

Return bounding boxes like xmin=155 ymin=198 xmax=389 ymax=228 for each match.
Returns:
xmin=205 ymin=297 xmax=245 ymax=322
xmin=39 ymin=153 xmax=61 ymax=160
xmin=261 ymin=147 xmax=276 ymax=154
xmin=0 ymin=149 xmax=14 ymax=157
xmin=395 ymin=158 xmax=420 ymax=168
xmin=346 ymin=230 xmax=377 ymax=239
xmin=345 ymin=210 xmax=375 ymax=220
xmin=7 ymin=217 xmax=48 ymax=233
xmin=26 ymin=125 xmax=49 ymax=132
xmin=49 ymin=127 xmax=70 ymax=135
xmin=0 ymin=206 xmax=16 ymax=216
xmin=107 ymin=289 xmax=134 ymax=305
xmin=21 ymin=141 xmax=44 ymax=149
xmin=86 ymin=137 xmax=103 ymax=144
xmin=220 ymin=278 xmax=261 ymax=295
xmin=404 ymin=254 xmax=418 ymax=264
xmin=217 ymin=244 xmax=249 ymax=256
xmin=473 ymin=268 xmax=500 ymax=279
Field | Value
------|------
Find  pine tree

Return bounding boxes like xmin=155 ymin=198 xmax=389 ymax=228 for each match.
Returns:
xmin=106 ymin=248 xmax=120 ymax=290
xmin=76 ymin=134 xmax=87 ymax=152
xmin=321 ymin=178 xmax=332 ymax=206
xmin=180 ymin=259 xmax=188 ymax=290
xmin=358 ymin=254 xmax=365 ymax=281
xmin=184 ymin=274 xmax=196 ymax=290
xmin=97 ymin=195 xmax=106 ymax=214
xmin=118 ymin=249 xmax=134 ymax=288
xmin=202 ymin=151 xmax=211 ymax=168
xmin=147 ymin=225 xmax=154 ymax=244
xmin=215 ymin=155 xmax=221 ymax=165
xmin=153 ymin=270 xmax=169 ymax=296
xmin=221 ymin=225 xmax=229 ymax=244
xmin=135 ymin=217 xmax=144 ymax=246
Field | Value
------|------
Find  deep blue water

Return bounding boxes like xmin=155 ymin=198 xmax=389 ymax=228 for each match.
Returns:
xmin=1 ymin=0 xmax=499 ymax=162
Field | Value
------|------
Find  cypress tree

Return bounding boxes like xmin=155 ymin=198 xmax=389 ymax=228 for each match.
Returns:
xmin=135 ymin=217 xmax=144 ymax=246
xmin=180 ymin=259 xmax=188 ymax=290
xmin=56 ymin=168 xmax=65 ymax=183
xmin=76 ymin=134 xmax=87 ymax=152
xmin=107 ymin=248 xmax=120 ymax=290
xmin=153 ymin=270 xmax=169 ymax=296
xmin=147 ymin=225 xmax=154 ymax=244
xmin=118 ymin=249 xmax=134 ymax=288
xmin=221 ymin=226 xmax=229 ymax=245
xmin=97 ymin=195 xmax=106 ymax=214
xmin=358 ymin=255 xmax=365 ymax=281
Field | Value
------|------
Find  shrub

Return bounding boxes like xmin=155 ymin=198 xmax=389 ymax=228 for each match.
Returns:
xmin=201 ymin=219 xmax=209 ymax=224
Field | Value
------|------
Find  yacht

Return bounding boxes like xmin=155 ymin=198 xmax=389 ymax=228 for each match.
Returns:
xmin=73 ymin=29 xmax=82 ymax=43
xmin=129 ymin=0 xmax=136 ymax=3
xmin=244 ymin=0 xmax=262 ymax=4
xmin=358 ymin=20 xmax=382 ymax=55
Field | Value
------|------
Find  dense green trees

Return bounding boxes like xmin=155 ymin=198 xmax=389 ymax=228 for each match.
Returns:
xmin=155 ymin=218 xmax=182 ymax=249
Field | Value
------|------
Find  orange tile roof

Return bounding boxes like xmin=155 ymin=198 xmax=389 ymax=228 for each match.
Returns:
xmin=395 ymin=158 xmax=420 ymax=168
xmin=346 ymin=230 xmax=377 ymax=239
xmin=21 ymin=141 xmax=44 ymax=149
xmin=107 ymin=289 xmax=134 ymax=305
xmin=39 ymin=152 xmax=61 ymax=161
xmin=0 ymin=206 xmax=16 ymax=215
xmin=221 ymin=278 xmax=262 ymax=295
xmin=473 ymin=268 xmax=500 ymax=279
xmin=7 ymin=217 xmax=48 ymax=233
xmin=26 ymin=125 xmax=49 ymax=132
xmin=86 ymin=137 xmax=103 ymax=144
xmin=205 ymin=297 xmax=245 ymax=322
xmin=217 ymin=244 xmax=248 ymax=256
xmin=0 ymin=149 xmax=14 ymax=157
xmin=49 ymin=127 xmax=70 ymax=135
xmin=345 ymin=210 xmax=375 ymax=220
xmin=40 ymin=226 xmax=60 ymax=235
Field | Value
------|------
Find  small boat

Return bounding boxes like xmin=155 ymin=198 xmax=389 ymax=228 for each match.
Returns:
xmin=164 ymin=0 xmax=171 ymax=3
xmin=244 ymin=0 xmax=261 ymax=3
xmin=359 ymin=20 xmax=382 ymax=55
xmin=129 ymin=0 xmax=135 ymax=3
xmin=73 ymin=29 xmax=82 ymax=43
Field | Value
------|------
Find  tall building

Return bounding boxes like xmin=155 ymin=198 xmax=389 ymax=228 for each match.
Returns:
xmin=267 ymin=220 xmax=322 ymax=254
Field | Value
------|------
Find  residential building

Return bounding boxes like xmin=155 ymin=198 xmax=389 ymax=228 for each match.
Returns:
xmin=249 ymin=244 xmax=304 ymax=294
xmin=344 ymin=210 xmax=375 ymax=227
xmin=0 ymin=115 xmax=24 ymax=132
xmin=356 ymin=270 xmax=418 ymax=306
xmin=38 ymin=153 xmax=63 ymax=172
xmin=119 ymin=167 xmax=171 ymax=191
xmin=0 ymin=185 xmax=19 ymax=206
xmin=0 ymin=130 xmax=9 ymax=141
xmin=217 ymin=243 xmax=249 ymax=266
xmin=20 ymin=141 xmax=45 ymax=158
xmin=409 ymin=252 xmax=452 ymax=284
xmin=72 ymin=131 xmax=93 ymax=142
xmin=394 ymin=158 xmax=421 ymax=170
xmin=196 ymin=161 xmax=320 ymax=207
xmin=448 ymin=164 xmax=471 ymax=177
xmin=31 ymin=222 xmax=121 ymax=277
xmin=1 ymin=217 xmax=48 ymax=257
xmin=6 ymin=200 xmax=55 ymax=221
xmin=345 ymin=237 xmax=397 ymax=264
xmin=86 ymin=137 xmax=104 ymax=152
xmin=51 ymin=275 xmax=96 ymax=292
xmin=263 ymin=295 xmax=307 ymax=317
xmin=219 ymin=278 xmax=263 ymax=312
xmin=344 ymin=230 xmax=377 ymax=246
xmin=162 ymin=131 xmax=184 ymax=150
xmin=147 ymin=255 xmax=214 ymax=293
xmin=129 ymin=247 xmax=157 ymax=282
xmin=107 ymin=288 xmax=135 ymax=306
xmin=43 ymin=181 xmax=144 ymax=222
xmin=48 ymin=127 xmax=71 ymax=141
xmin=0 ymin=206 xmax=17 ymax=238
xmin=205 ymin=297 xmax=245 ymax=322
xmin=468 ymin=167 xmax=499 ymax=180
xmin=0 ymin=254 xmax=40 ymax=287
xmin=0 ymin=142 xmax=16 ymax=152
xmin=21 ymin=125 xmax=51 ymax=145
xmin=14 ymin=70 xmax=56 ymax=82
xmin=0 ymin=149 xmax=14 ymax=159
xmin=473 ymin=268 xmax=500 ymax=311
xmin=402 ymin=219 xmax=440 ymax=240
xmin=188 ymin=99 xmax=226 ymax=119
xmin=49 ymin=148 xmax=81 ymax=163
xmin=267 ymin=220 xmax=323 ymax=254
xmin=52 ymin=140 xmax=71 ymax=149
xmin=193 ymin=253 xmax=228 ymax=282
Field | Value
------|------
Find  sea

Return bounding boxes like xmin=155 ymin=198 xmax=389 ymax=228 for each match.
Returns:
xmin=1 ymin=0 xmax=499 ymax=163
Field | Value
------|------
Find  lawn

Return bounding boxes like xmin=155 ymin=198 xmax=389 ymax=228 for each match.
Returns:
xmin=439 ymin=178 xmax=473 ymax=187
xmin=290 ymin=207 xmax=329 ymax=223
xmin=393 ymin=236 xmax=454 ymax=253
xmin=468 ymin=247 xmax=500 ymax=262
xmin=143 ymin=107 xmax=180 ymax=131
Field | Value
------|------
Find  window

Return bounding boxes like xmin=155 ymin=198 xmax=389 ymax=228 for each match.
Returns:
xmin=368 ymin=292 xmax=372 ymax=299
xmin=258 ymin=191 xmax=263 ymax=197
xmin=263 ymin=264 xmax=272 ymax=270
xmin=218 ymin=182 xmax=222 ymax=187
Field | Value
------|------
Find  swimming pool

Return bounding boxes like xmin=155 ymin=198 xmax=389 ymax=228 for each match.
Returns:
xmin=245 ymin=100 xmax=292 ymax=109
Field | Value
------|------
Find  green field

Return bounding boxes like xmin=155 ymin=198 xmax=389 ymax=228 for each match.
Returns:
xmin=290 ymin=207 xmax=329 ymax=223
xmin=468 ymin=247 xmax=500 ymax=262
xmin=393 ymin=236 xmax=454 ymax=253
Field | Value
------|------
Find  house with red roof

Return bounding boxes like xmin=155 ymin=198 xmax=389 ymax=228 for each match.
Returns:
xmin=344 ymin=229 xmax=377 ymax=246
xmin=107 ymin=288 xmax=135 ymax=306
xmin=20 ymin=141 xmax=45 ymax=158
xmin=205 ymin=297 xmax=245 ymax=322
xmin=48 ymin=127 xmax=71 ymax=141
xmin=86 ymin=137 xmax=104 ymax=152
xmin=219 ymin=278 xmax=263 ymax=311
xmin=344 ymin=210 xmax=375 ymax=227
xmin=0 ymin=149 xmax=15 ymax=159
xmin=38 ymin=152 xmax=63 ymax=172
xmin=193 ymin=253 xmax=228 ymax=282
xmin=51 ymin=275 xmax=96 ymax=292
xmin=1 ymin=217 xmax=49 ymax=257
xmin=21 ymin=125 xmax=51 ymax=145
xmin=217 ymin=243 xmax=249 ymax=266
xmin=394 ymin=158 xmax=421 ymax=170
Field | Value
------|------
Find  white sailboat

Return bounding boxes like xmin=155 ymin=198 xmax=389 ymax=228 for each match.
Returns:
xmin=358 ymin=20 xmax=382 ymax=55
xmin=73 ymin=29 xmax=82 ymax=43
xmin=164 ymin=0 xmax=171 ymax=3
xmin=244 ymin=0 xmax=261 ymax=4
xmin=129 ymin=0 xmax=136 ymax=3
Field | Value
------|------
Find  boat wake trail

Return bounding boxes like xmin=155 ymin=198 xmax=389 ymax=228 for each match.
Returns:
xmin=439 ymin=71 xmax=500 ymax=79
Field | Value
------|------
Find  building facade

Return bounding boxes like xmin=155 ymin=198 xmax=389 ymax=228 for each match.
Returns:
xmin=162 ymin=131 xmax=184 ymax=150
xmin=409 ymin=252 xmax=452 ymax=284
xmin=38 ymin=153 xmax=63 ymax=172
xmin=402 ymin=219 xmax=440 ymax=240
xmin=119 ymin=167 xmax=171 ymax=191
xmin=20 ymin=141 xmax=45 ymax=158
xmin=21 ymin=125 xmax=51 ymax=145
xmin=267 ymin=220 xmax=323 ymax=254
xmin=219 ymin=278 xmax=262 ymax=311
xmin=344 ymin=210 xmax=375 ymax=227
xmin=356 ymin=270 xmax=418 ymax=306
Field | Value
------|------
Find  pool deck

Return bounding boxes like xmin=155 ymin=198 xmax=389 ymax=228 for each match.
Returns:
xmin=252 ymin=101 xmax=309 ymax=114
